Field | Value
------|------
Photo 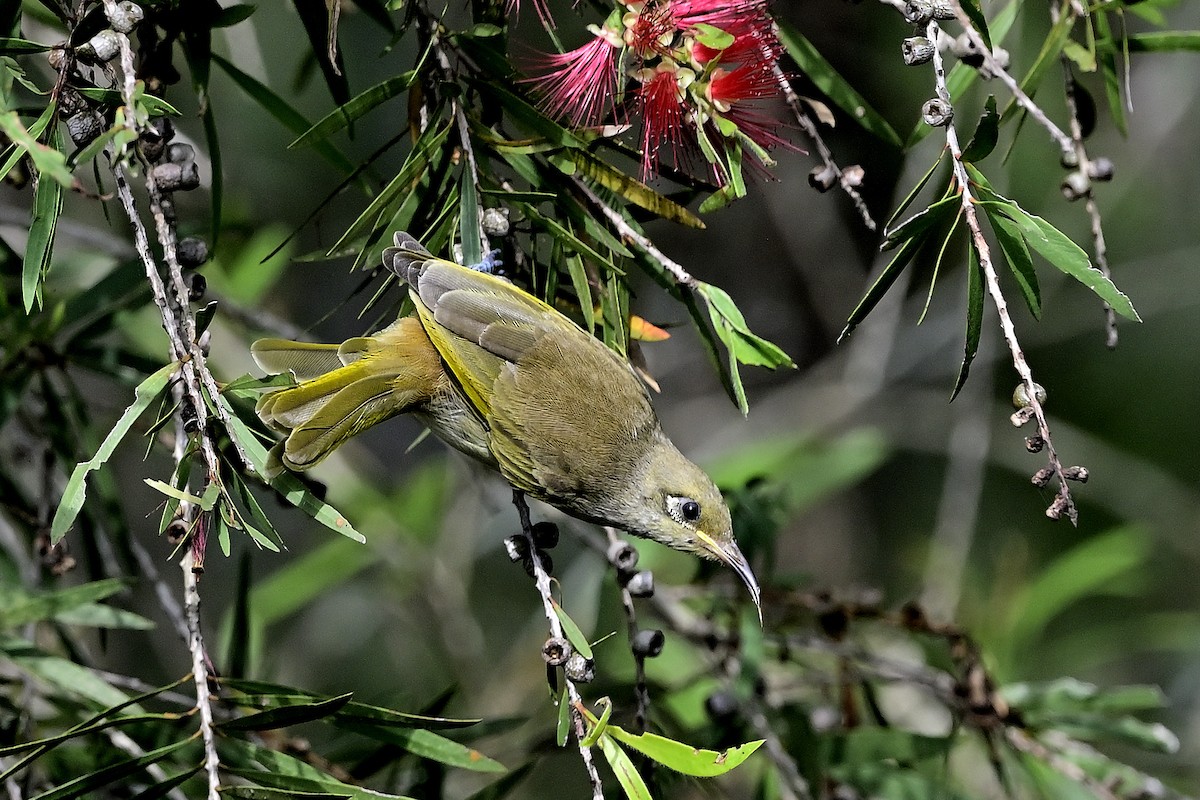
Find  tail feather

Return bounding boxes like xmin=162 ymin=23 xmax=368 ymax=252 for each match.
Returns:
xmin=277 ymin=373 xmax=423 ymax=470
xmin=253 ymin=316 xmax=445 ymax=472
xmin=251 ymin=339 xmax=346 ymax=381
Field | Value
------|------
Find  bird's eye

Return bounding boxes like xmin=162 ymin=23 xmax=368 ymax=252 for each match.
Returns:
xmin=667 ymin=495 xmax=702 ymax=525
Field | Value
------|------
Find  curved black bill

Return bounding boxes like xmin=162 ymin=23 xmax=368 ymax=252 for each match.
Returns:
xmin=717 ymin=540 xmax=762 ymax=624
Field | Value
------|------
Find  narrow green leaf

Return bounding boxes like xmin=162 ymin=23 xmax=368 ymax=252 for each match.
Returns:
xmin=28 ymin=736 xmax=193 ymax=800
xmin=330 ymin=123 xmax=451 ymax=254
xmin=223 ymin=770 xmax=406 ymax=800
xmin=127 ymin=764 xmax=204 ymax=800
xmin=551 ymin=600 xmax=593 ymax=660
xmin=978 ymin=200 xmax=1139 ymax=321
xmin=221 ymin=788 xmax=351 ymax=800
xmin=210 ymin=53 xmax=357 ymax=176
xmin=213 ymin=4 xmax=258 ymax=28
xmin=23 ymin=163 xmax=64 ymax=311
xmin=605 ymin=725 xmax=763 ymax=777
xmin=290 ymin=0 xmax=349 ymax=105
xmin=290 ymin=69 xmax=421 ymax=150
xmin=1000 ymin=11 xmax=1075 ymax=123
xmin=838 ymin=235 xmax=923 ymax=342
xmin=334 ymin=723 xmax=506 ymax=773
xmin=3 ymin=636 xmax=131 ymax=709
xmin=470 ymin=78 xmax=589 ymax=150
xmin=565 ymin=150 xmax=705 ymax=229
xmin=884 ymin=153 xmax=946 ymax=231
xmin=959 ymin=0 xmax=991 ymax=51
xmin=51 ymin=603 xmax=155 ymax=630
xmin=917 ymin=211 xmax=962 ymax=325
xmin=951 ymin=240 xmax=984 ymax=401
xmin=143 ymin=479 xmax=207 ymax=507
xmin=520 ymin=204 xmax=617 ymax=273
xmin=220 ymin=740 xmax=414 ymax=800
xmin=987 ymin=207 xmax=1041 ymax=318
xmin=0 ymin=37 xmax=51 ymax=54
xmin=881 ymin=193 xmax=958 ymax=251
xmin=1094 ymin=12 xmax=1128 ymax=136
xmin=337 ymin=701 xmax=480 ymax=729
xmin=0 ymin=108 xmax=73 ymax=187
xmin=564 ymin=253 xmax=595 ymax=334
xmin=73 ymin=88 xmax=181 ymax=117
xmin=961 ymin=95 xmax=999 ymax=163
xmin=459 ymin=168 xmax=482 ymax=267
xmin=775 ymin=20 xmax=902 ymax=148
xmin=0 ymin=578 xmax=127 ymax=629
xmin=51 ymin=362 xmax=177 ymax=543
xmin=221 ymin=693 xmax=353 ymax=731
xmin=555 ymin=690 xmax=570 ymax=747
xmin=597 ymin=734 xmax=652 ymax=800
xmin=697 ymin=283 xmax=795 ymax=369
xmin=1121 ymin=31 xmax=1200 ymax=52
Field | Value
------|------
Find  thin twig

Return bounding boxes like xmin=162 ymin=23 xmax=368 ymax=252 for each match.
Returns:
xmin=745 ymin=698 xmax=814 ymax=800
xmin=183 ymin=550 xmax=220 ymax=800
xmin=1056 ymin=5 xmax=1119 ymax=349
xmin=1004 ymin=728 xmax=1122 ymax=800
xmin=927 ymin=20 xmax=1078 ymax=524
xmin=604 ymin=528 xmax=651 ymax=733
xmin=570 ymin=176 xmax=698 ymax=288
xmin=948 ymin=3 xmax=1075 ymax=154
xmin=512 ymin=492 xmax=604 ymax=800
xmin=104 ymin=729 xmax=190 ymax=800
xmin=769 ymin=32 xmax=877 ymax=232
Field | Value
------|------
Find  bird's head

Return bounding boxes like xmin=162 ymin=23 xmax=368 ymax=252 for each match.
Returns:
xmin=620 ymin=437 xmax=761 ymax=619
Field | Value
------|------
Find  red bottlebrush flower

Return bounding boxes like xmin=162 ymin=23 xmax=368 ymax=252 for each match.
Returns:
xmin=636 ymin=67 xmax=691 ymax=178
xmin=506 ymin=0 xmax=554 ymax=27
xmin=526 ymin=32 xmax=622 ymax=128
xmin=623 ymin=3 xmax=676 ymax=57
xmin=708 ymin=64 xmax=778 ymax=111
xmin=671 ymin=0 xmax=773 ymax=35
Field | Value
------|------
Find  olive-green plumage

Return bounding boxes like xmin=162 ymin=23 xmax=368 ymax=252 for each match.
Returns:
xmin=253 ymin=232 xmax=759 ymax=610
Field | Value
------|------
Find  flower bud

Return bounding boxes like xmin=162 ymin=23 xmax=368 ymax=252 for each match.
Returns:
xmin=177 ymin=237 xmax=209 ymax=269
xmin=705 ymin=690 xmax=739 ymax=723
xmin=623 ymin=570 xmax=654 ymax=598
xmin=632 ymin=628 xmax=665 ymax=658
xmin=922 ymin=98 xmax=953 ymax=127
xmin=902 ymin=37 xmax=934 ymax=66
xmin=1087 ymin=157 xmax=1114 ymax=182
xmin=187 ymin=272 xmax=207 ymax=302
xmin=167 ymin=143 xmax=195 ymax=165
xmin=531 ymin=521 xmax=559 ymax=549
xmin=84 ymin=30 xmax=121 ymax=62
xmin=1031 ymin=467 xmax=1054 ymax=487
xmin=1063 ymin=465 xmax=1089 ymax=483
xmin=542 ymin=636 xmax=571 ymax=666
xmin=808 ymin=164 xmax=837 ymax=192
xmin=1012 ymin=382 xmax=1046 ymax=409
xmin=152 ymin=161 xmax=200 ymax=192
xmin=481 ymin=207 xmax=510 ymax=236
xmin=1061 ymin=171 xmax=1090 ymax=201
xmin=606 ymin=539 xmax=638 ymax=571
xmin=66 ymin=113 xmax=102 ymax=146
xmin=107 ymin=1 xmax=144 ymax=34
xmin=1024 ymin=434 xmax=1045 ymax=453
xmin=564 ymin=653 xmax=595 ymax=683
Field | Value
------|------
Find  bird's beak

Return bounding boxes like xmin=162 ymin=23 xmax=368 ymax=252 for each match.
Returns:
xmin=715 ymin=540 xmax=762 ymax=624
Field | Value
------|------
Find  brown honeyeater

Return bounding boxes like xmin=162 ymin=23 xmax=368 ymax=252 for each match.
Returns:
xmin=252 ymin=232 xmax=759 ymax=611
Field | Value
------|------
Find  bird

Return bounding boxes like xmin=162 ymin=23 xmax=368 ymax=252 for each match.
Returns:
xmin=251 ymin=231 xmax=759 ymax=612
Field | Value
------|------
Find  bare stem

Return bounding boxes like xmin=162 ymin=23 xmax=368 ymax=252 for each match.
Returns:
xmin=769 ymin=30 xmax=877 ymax=232
xmin=570 ymin=176 xmax=699 ymax=289
xmin=927 ymin=20 xmax=1078 ymax=524
xmin=1058 ymin=20 xmax=1119 ymax=348
xmin=948 ymin=3 xmax=1074 ymax=153
xmin=605 ymin=528 xmax=651 ymax=733
xmin=512 ymin=492 xmax=604 ymax=800
xmin=182 ymin=550 xmax=220 ymax=800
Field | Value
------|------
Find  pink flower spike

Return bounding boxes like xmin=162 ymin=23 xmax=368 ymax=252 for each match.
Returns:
xmin=526 ymin=34 xmax=621 ymax=128
xmin=636 ymin=68 xmax=689 ymax=179
xmin=708 ymin=63 xmax=778 ymax=111
xmin=506 ymin=0 xmax=555 ymax=27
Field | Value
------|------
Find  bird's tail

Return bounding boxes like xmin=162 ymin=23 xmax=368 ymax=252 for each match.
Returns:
xmin=251 ymin=317 xmax=440 ymax=475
